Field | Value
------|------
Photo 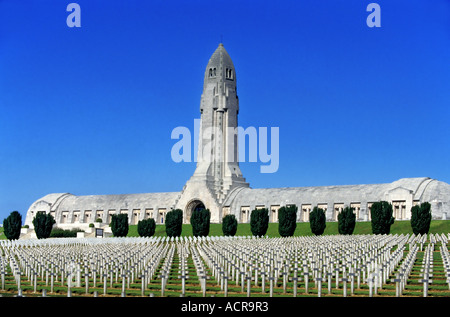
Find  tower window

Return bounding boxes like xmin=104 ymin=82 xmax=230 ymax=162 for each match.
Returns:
xmin=209 ymin=68 xmax=217 ymax=77
xmin=226 ymin=68 xmax=234 ymax=80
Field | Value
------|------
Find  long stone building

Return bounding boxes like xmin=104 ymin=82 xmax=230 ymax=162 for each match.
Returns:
xmin=25 ymin=44 xmax=450 ymax=229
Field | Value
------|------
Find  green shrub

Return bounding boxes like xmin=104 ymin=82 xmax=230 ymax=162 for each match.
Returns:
xmin=222 ymin=214 xmax=238 ymax=236
xmin=165 ymin=209 xmax=183 ymax=237
xmin=278 ymin=205 xmax=297 ymax=237
xmin=3 ymin=211 xmax=22 ymax=240
xmin=110 ymin=214 xmax=129 ymax=237
xmin=137 ymin=218 xmax=156 ymax=237
xmin=338 ymin=206 xmax=356 ymax=235
xmin=370 ymin=201 xmax=395 ymax=234
xmin=32 ymin=211 xmax=56 ymax=239
xmin=50 ymin=228 xmax=83 ymax=238
xmin=411 ymin=202 xmax=432 ymax=235
xmin=250 ymin=208 xmax=269 ymax=237
xmin=190 ymin=209 xmax=210 ymax=237
xmin=310 ymin=207 xmax=326 ymax=236
xmin=89 ymin=223 xmax=94 ymax=228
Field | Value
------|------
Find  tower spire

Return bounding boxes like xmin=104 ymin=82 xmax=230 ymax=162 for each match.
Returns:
xmin=194 ymin=43 xmax=248 ymax=202
xmin=175 ymin=44 xmax=249 ymax=224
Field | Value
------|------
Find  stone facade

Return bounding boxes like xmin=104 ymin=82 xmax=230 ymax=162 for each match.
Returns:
xmin=24 ymin=44 xmax=450 ymax=228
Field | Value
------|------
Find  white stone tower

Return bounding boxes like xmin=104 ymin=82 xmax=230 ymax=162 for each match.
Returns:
xmin=174 ymin=43 xmax=249 ymax=223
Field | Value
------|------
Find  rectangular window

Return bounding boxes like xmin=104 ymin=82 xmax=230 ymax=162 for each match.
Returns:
xmin=368 ymin=203 xmax=374 ymax=221
xmin=73 ymin=210 xmax=80 ymax=223
xmin=158 ymin=208 xmax=166 ymax=224
xmin=132 ymin=209 xmax=140 ymax=224
xmin=145 ymin=208 xmax=153 ymax=219
xmin=107 ymin=210 xmax=116 ymax=224
xmin=270 ymin=205 xmax=280 ymax=223
xmin=333 ymin=203 xmax=344 ymax=221
xmin=240 ymin=206 xmax=250 ymax=223
xmin=302 ymin=204 xmax=312 ymax=222
xmin=61 ymin=211 xmax=69 ymax=224
xmin=350 ymin=203 xmax=360 ymax=220
xmin=96 ymin=210 xmax=104 ymax=221
xmin=392 ymin=201 xmax=406 ymax=220
xmin=84 ymin=210 xmax=92 ymax=223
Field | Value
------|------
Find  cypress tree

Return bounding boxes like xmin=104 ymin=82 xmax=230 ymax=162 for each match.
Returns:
xmin=370 ymin=201 xmax=395 ymax=234
xmin=338 ymin=206 xmax=356 ymax=235
xmin=3 ymin=211 xmax=22 ymax=240
xmin=410 ymin=202 xmax=432 ymax=235
xmin=110 ymin=214 xmax=129 ymax=237
xmin=278 ymin=205 xmax=297 ymax=237
xmin=165 ymin=209 xmax=183 ymax=237
xmin=222 ymin=214 xmax=238 ymax=236
xmin=309 ymin=206 xmax=326 ymax=236
xmin=32 ymin=211 xmax=56 ymax=239
xmin=137 ymin=218 xmax=156 ymax=237
xmin=250 ymin=208 xmax=269 ymax=237
xmin=190 ymin=209 xmax=210 ymax=237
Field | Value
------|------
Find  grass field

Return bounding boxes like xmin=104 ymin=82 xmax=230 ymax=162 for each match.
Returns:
xmin=127 ymin=220 xmax=450 ymax=238
xmin=1 ymin=220 xmax=448 ymax=240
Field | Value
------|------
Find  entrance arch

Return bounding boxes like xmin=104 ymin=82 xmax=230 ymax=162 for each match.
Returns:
xmin=185 ymin=199 xmax=206 ymax=223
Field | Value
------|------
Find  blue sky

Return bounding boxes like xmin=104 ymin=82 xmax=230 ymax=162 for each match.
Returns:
xmin=0 ymin=0 xmax=449 ymax=223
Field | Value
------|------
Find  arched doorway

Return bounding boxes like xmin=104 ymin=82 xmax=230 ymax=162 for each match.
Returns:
xmin=185 ymin=199 xmax=206 ymax=223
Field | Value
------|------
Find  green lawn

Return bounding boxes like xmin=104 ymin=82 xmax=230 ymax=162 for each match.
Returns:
xmin=128 ymin=220 xmax=450 ymax=238
xmin=2 ymin=220 xmax=448 ymax=240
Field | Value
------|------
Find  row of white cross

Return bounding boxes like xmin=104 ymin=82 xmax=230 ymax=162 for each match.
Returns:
xmin=194 ymin=234 xmax=408 ymax=297
xmin=1 ymin=238 xmax=172 ymax=296
xmin=440 ymin=242 xmax=450 ymax=290
xmin=0 ymin=233 xmax=449 ymax=297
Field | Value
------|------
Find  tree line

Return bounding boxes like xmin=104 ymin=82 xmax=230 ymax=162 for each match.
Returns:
xmin=2 ymin=201 xmax=433 ymax=240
